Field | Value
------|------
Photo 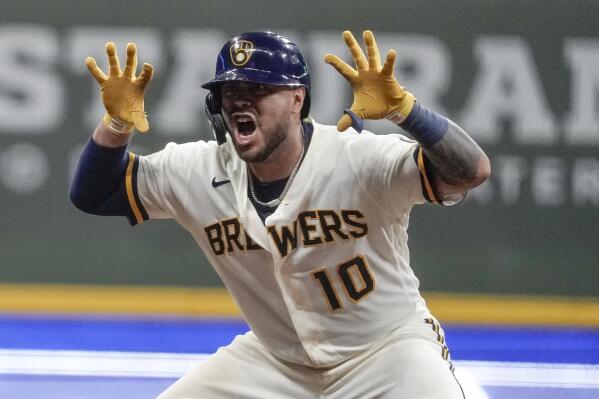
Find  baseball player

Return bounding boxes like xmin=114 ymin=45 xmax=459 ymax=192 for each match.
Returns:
xmin=71 ymin=30 xmax=490 ymax=398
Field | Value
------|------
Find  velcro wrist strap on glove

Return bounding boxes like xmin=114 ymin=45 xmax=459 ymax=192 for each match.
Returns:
xmin=385 ymin=90 xmax=416 ymax=124
xmin=102 ymin=113 xmax=134 ymax=135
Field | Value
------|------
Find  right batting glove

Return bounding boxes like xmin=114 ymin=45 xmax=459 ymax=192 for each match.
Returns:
xmin=85 ymin=42 xmax=154 ymax=134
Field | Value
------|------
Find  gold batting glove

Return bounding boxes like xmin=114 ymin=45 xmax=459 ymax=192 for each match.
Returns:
xmin=325 ymin=30 xmax=415 ymax=132
xmin=85 ymin=42 xmax=154 ymax=133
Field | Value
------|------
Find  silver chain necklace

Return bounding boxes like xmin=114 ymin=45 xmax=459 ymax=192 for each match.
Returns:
xmin=248 ymin=127 xmax=305 ymax=208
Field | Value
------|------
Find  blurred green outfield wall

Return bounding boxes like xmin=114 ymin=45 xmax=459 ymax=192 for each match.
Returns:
xmin=0 ymin=0 xmax=598 ymax=296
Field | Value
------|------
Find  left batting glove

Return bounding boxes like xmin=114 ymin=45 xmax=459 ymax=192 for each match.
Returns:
xmin=325 ymin=30 xmax=415 ymax=132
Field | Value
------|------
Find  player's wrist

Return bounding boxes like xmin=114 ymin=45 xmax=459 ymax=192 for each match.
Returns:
xmin=397 ymin=102 xmax=448 ymax=148
xmin=102 ymin=112 xmax=134 ymax=135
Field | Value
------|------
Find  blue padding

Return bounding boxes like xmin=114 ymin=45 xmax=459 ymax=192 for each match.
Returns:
xmin=445 ymin=324 xmax=599 ymax=364
xmin=1 ymin=314 xmax=598 ymax=363
xmin=0 ymin=314 xmax=249 ymax=354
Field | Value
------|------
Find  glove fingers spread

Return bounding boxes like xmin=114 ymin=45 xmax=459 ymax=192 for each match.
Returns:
xmin=324 ymin=54 xmax=357 ymax=82
xmin=137 ymin=63 xmax=154 ymax=88
xmin=363 ymin=30 xmax=381 ymax=71
xmin=342 ymin=31 xmax=368 ymax=71
xmin=105 ymin=42 xmax=122 ymax=77
xmin=85 ymin=57 xmax=107 ymax=84
xmin=381 ymin=49 xmax=397 ymax=77
xmin=330 ymin=30 xmax=410 ymax=125
xmin=89 ymin=42 xmax=153 ymax=133
xmin=123 ymin=43 xmax=138 ymax=79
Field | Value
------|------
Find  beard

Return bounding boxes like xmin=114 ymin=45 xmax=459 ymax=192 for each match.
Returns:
xmin=237 ymin=119 xmax=290 ymax=163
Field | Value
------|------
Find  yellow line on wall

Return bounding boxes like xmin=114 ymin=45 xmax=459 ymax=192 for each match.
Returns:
xmin=424 ymin=292 xmax=599 ymax=326
xmin=0 ymin=284 xmax=240 ymax=317
xmin=0 ymin=283 xmax=598 ymax=326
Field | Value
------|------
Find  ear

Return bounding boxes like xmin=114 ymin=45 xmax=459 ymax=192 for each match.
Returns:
xmin=290 ymin=87 xmax=306 ymax=115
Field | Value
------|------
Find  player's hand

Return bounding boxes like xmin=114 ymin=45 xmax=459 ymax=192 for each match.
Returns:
xmin=325 ymin=30 xmax=415 ymax=132
xmin=85 ymin=42 xmax=154 ymax=133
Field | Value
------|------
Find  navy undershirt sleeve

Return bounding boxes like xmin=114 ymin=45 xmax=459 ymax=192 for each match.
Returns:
xmin=69 ymin=138 xmax=134 ymax=220
xmin=399 ymin=102 xmax=448 ymax=148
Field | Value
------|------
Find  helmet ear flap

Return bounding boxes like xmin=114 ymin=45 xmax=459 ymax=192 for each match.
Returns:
xmin=205 ymin=92 xmax=227 ymax=145
xmin=206 ymin=91 xmax=221 ymax=114
xmin=300 ymin=91 xmax=311 ymax=119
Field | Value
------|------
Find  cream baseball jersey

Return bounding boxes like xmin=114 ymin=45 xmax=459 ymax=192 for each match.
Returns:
xmin=128 ymin=121 xmax=435 ymax=368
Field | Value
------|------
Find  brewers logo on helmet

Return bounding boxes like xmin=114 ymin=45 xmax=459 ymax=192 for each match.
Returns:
xmin=202 ymin=31 xmax=311 ymax=118
xmin=230 ymin=40 xmax=254 ymax=66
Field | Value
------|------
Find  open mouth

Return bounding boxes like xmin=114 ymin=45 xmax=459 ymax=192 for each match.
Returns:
xmin=237 ymin=119 xmax=256 ymax=136
xmin=232 ymin=113 xmax=258 ymax=140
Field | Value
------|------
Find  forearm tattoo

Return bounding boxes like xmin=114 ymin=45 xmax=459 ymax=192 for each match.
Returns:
xmin=423 ymin=120 xmax=484 ymax=186
xmin=398 ymin=102 xmax=486 ymax=189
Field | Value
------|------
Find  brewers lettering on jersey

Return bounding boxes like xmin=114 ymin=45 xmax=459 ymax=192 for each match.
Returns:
xmin=71 ymin=30 xmax=490 ymax=398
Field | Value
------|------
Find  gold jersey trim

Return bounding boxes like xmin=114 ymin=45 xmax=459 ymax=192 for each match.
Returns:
xmin=417 ymin=147 xmax=438 ymax=203
xmin=125 ymin=152 xmax=144 ymax=225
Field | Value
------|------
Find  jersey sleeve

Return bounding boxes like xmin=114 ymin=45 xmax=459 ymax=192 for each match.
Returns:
xmin=346 ymin=132 xmax=436 ymax=216
xmin=129 ymin=141 xmax=209 ymax=225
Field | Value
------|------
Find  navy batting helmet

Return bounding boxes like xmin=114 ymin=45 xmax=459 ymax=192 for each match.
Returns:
xmin=202 ymin=31 xmax=311 ymax=118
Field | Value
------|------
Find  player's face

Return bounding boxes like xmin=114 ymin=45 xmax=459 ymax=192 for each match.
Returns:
xmin=220 ymin=82 xmax=303 ymax=163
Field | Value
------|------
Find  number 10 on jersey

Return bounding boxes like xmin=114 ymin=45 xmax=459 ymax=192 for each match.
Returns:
xmin=312 ymin=255 xmax=375 ymax=312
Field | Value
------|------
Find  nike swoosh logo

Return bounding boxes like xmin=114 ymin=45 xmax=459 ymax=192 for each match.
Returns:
xmin=212 ymin=177 xmax=231 ymax=188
